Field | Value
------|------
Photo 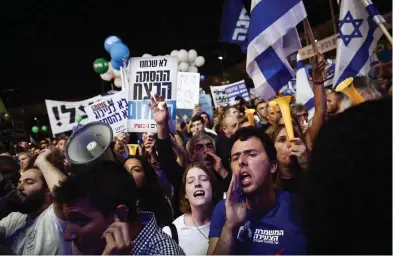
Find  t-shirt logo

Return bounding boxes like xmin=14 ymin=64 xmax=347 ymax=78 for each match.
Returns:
xmin=237 ymin=221 xmax=253 ymax=242
xmin=253 ymin=229 xmax=284 ymax=245
xmin=26 ymin=229 xmax=36 ymax=252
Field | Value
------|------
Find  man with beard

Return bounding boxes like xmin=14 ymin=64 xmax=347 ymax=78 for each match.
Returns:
xmin=207 ymin=127 xmax=306 ymax=255
xmin=0 ymin=148 xmax=71 ymax=255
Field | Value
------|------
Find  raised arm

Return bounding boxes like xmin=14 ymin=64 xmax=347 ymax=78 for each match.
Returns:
xmin=34 ymin=148 xmax=67 ymax=220
xmin=306 ymin=53 xmax=327 ymax=150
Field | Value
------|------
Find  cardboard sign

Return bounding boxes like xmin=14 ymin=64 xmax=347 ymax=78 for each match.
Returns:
xmin=127 ymin=56 xmax=178 ymax=133
xmin=176 ymin=72 xmax=200 ymax=109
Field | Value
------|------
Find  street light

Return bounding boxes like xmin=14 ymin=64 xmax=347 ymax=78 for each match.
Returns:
xmin=218 ymin=56 xmax=223 ymax=60
xmin=218 ymin=57 xmax=225 ymax=84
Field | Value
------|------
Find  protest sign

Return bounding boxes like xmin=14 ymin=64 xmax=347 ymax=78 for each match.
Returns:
xmin=45 ymin=95 xmax=102 ymax=135
xmin=128 ymin=56 xmax=178 ymax=133
xmin=210 ymin=85 xmax=229 ymax=108
xmin=199 ymin=94 xmax=214 ymax=119
xmin=224 ymin=80 xmax=249 ymax=105
xmin=176 ymin=72 xmax=200 ymax=109
xmin=84 ymin=91 xmax=128 ymax=136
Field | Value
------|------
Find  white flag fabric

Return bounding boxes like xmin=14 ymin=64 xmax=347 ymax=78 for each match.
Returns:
xmin=333 ymin=0 xmax=385 ymax=86
xmin=246 ymin=0 xmax=307 ymax=100
xmin=295 ymin=53 xmax=315 ymax=121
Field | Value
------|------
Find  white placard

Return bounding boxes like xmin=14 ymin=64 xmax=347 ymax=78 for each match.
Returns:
xmin=84 ymin=91 xmax=128 ymax=136
xmin=127 ymin=56 xmax=178 ymax=133
xmin=45 ymin=95 xmax=102 ymax=135
xmin=210 ymin=85 xmax=229 ymax=108
xmin=176 ymin=72 xmax=200 ymax=109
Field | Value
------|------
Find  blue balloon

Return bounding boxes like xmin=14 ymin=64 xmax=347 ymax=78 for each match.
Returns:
xmin=283 ymin=88 xmax=294 ymax=96
xmin=200 ymin=75 xmax=206 ymax=81
xmin=111 ymin=59 xmax=122 ymax=70
xmin=104 ymin=36 xmax=122 ymax=53
xmin=110 ymin=43 xmax=130 ymax=62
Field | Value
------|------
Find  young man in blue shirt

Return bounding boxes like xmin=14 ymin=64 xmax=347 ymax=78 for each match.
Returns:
xmin=207 ymin=127 xmax=306 ymax=255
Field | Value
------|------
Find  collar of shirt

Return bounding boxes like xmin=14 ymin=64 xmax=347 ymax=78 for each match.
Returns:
xmin=131 ymin=211 xmax=158 ymax=255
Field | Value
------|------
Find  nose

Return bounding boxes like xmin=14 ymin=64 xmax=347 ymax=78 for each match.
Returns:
xmin=64 ymin=223 xmax=78 ymax=242
xmin=194 ymin=179 xmax=201 ymax=187
xmin=238 ymin=153 xmax=248 ymax=167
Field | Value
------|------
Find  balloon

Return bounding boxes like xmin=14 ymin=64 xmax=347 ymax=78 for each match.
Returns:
xmin=283 ymin=88 xmax=294 ymax=96
xmin=188 ymin=65 xmax=198 ymax=73
xmin=111 ymin=59 xmax=122 ymax=70
xmin=179 ymin=62 xmax=189 ymax=72
xmin=195 ymin=56 xmax=205 ymax=67
xmin=114 ymin=78 xmax=122 ymax=88
xmin=42 ymin=125 xmax=48 ymax=132
xmin=200 ymin=75 xmax=206 ymax=81
xmin=113 ymin=68 xmax=121 ymax=78
xmin=32 ymin=126 xmax=39 ymax=133
xmin=100 ymin=72 xmax=113 ymax=81
xmin=93 ymin=58 xmax=109 ymax=74
xmin=142 ymin=53 xmax=153 ymax=57
xmin=188 ymin=49 xmax=197 ymax=63
xmin=170 ymin=50 xmax=179 ymax=57
xmin=76 ymin=115 xmax=83 ymax=123
xmin=104 ymin=36 xmax=122 ymax=53
xmin=178 ymin=49 xmax=188 ymax=63
xmin=110 ymin=43 xmax=130 ymax=62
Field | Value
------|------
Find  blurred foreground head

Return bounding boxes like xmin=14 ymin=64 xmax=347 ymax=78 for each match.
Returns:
xmin=302 ymin=98 xmax=392 ymax=254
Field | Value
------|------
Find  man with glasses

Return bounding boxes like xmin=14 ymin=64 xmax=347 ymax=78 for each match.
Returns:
xmin=291 ymin=104 xmax=310 ymax=134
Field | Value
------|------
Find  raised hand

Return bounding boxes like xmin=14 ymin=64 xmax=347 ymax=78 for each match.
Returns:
xmin=149 ymin=94 xmax=168 ymax=126
xmin=205 ymin=151 xmax=228 ymax=178
xmin=192 ymin=104 xmax=200 ymax=117
xmin=312 ymin=52 xmax=326 ymax=85
xmin=288 ymin=138 xmax=308 ymax=168
xmin=102 ymin=216 xmax=134 ymax=255
xmin=225 ymin=172 xmax=247 ymax=229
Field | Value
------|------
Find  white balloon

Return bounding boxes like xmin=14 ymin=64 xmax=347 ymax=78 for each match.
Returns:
xmin=112 ymin=69 xmax=121 ymax=78
xmin=188 ymin=49 xmax=197 ymax=63
xmin=114 ymin=78 xmax=122 ymax=88
xmin=195 ymin=56 xmax=205 ymax=67
xmin=188 ymin=65 xmax=198 ymax=73
xmin=100 ymin=72 xmax=113 ymax=81
xmin=179 ymin=62 xmax=189 ymax=72
xmin=178 ymin=49 xmax=189 ymax=63
xmin=142 ymin=53 xmax=152 ymax=57
xmin=170 ymin=50 xmax=179 ymax=57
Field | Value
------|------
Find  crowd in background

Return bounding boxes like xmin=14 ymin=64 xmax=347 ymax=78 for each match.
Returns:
xmin=0 ymin=53 xmax=391 ymax=255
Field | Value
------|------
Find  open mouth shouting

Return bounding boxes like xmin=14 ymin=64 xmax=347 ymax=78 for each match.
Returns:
xmin=193 ymin=190 xmax=206 ymax=197
xmin=241 ymin=172 xmax=252 ymax=186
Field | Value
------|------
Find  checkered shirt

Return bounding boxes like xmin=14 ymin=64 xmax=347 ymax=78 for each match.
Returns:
xmin=132 ymin=212 xmax=185 ymax=255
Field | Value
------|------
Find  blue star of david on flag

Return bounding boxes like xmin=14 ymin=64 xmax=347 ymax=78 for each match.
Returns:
xmin=339 ymin=11 xmax=364 ymax=46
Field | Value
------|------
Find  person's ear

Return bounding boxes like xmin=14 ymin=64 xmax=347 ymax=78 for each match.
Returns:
xmin=270 ymin=161 xmax=278 ymax=174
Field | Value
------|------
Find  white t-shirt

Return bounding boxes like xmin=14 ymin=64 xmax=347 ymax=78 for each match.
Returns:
xmin=162 ymin=214 xmax=210 ymax=255
xmin=0 ymin=204 xmax=72 ymax=255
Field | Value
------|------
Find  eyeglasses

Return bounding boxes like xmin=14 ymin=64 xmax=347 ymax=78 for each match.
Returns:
xmin=194 ymin=143 xmax=214 ymax=152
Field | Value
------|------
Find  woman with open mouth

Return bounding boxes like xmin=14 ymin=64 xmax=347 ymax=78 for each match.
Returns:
xmin=163 ymin=163 xmax=222 ymax=255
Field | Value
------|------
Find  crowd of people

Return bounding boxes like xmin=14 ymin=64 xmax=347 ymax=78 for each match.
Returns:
xmin=0 ymin=54 xmax=391 ymax=255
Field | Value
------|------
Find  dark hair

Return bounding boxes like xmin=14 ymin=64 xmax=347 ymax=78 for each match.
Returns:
xmin=0 ymin=156 xmax=20 ymax=186
xmin=124 ymin=155 xmax=173 ymax=227
xmin=199 ymin=112 xmax=210 ymax=121
xmin=231 ymin=127 xmax=277 ymax=164
xmin=302 ymin=98 xmax=392 ymax=254
xmin=180 ymin=122 xmax=187 ymax=130
xmin=224 ymin=106 xmax=238 ymax=116
xmin=54 ymin=161 xmax=138 ymax=221
xmin=191 ymin=115 xmax=205 ymax=125
xmin=179 ymin=163 xmax=222 ymax=213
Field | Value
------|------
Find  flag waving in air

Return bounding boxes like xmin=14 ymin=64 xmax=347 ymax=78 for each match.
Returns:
xmin=246 ymin=0 xmax=307 ymax=100
xmin=295 ymin=53 xmax=315 ymax=121
xmin=333 ymin=0 xmax=386 ymax=87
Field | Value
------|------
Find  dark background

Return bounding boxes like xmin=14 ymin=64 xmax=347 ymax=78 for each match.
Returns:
xmin=0 ymin=0 xmax=391 ymax=107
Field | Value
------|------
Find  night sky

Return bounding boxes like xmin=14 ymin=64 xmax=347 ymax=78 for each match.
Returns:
xmin=1 ymin=0 xmax=391 ymax=108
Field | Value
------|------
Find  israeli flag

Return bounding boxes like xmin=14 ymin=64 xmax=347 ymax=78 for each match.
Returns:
xmin=333 ymin=0 xmax=386 ymax=86
xmin=246 ymin=0 xmax=307 ymax=100
xmin=295 ymin=53 xmax=315 ymax=121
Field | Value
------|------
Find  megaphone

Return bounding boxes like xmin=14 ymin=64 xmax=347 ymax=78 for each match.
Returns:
xmin=335 ymin=77 xmax=365 ymax=105
xmin=65 ymin=121 xmax=117 ymax=168
xmin=127 ymin=144 xmax=141 ymax=156
xmin=270 ymin=96 xmax=294 ymax=139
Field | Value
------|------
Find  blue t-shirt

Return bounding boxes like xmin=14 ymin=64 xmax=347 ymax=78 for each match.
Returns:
xmin=209 ymin=190 xmax=306 ymax=255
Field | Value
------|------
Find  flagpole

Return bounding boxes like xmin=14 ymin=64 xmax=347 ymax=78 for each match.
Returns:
xmin=303 ymin=18 xmax=319 ymax=56
xmin=329 ymin=0 xmax=337 ymax=34
xmin=378 ymin=23 xmax=393 ymax=44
